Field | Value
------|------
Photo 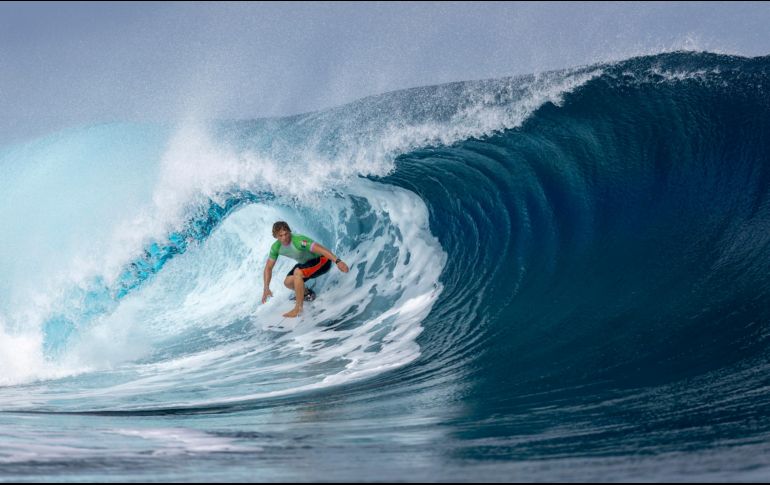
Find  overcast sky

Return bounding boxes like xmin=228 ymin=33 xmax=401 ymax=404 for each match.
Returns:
xmin=1 ymin=1 xmax=769 ymax=143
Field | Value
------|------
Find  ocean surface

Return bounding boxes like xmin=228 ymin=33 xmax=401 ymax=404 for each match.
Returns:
xmin=2 ymin=52 xmax=770 ymax=481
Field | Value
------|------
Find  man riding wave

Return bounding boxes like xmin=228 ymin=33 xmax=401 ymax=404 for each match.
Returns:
xmin=262 ymin=221 xmax=349 ymax=317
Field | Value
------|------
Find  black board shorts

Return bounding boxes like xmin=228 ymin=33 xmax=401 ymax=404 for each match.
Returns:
xmin=287 ymin=257 xmax=332 ymax=281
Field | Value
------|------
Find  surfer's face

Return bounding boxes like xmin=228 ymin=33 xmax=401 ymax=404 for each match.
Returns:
xmin=276 ymin=229 xmax=291 ymax=245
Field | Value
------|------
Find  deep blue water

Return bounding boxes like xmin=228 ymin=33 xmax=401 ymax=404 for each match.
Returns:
xmin=2 ymin=52 xmax=770 ymax=481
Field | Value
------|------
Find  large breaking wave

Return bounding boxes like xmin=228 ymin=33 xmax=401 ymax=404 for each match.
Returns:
xmin=2 ymin=52 xmax=770 ymax=480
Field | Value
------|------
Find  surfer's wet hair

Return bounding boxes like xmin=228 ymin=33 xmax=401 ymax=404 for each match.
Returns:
xmin=272 ymin=221 xmax=291 ymax=237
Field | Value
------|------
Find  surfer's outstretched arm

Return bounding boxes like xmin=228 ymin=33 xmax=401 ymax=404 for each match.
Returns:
xmin=311 ymin=243 xmax=349 ymax=273
xmin=262 ymin=258 xmax=276 ymax=303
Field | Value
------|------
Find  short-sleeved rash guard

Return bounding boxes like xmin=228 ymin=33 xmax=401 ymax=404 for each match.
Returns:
xmin=268 ymin=234 xmax=319 ymax=264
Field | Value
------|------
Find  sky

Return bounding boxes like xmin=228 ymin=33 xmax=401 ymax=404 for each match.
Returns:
xmin=1 ymin=1 xmax=770 ymax=143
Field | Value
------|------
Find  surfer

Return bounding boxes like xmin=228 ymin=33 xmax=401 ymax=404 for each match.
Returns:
xmin=261 ymin=221 xmax=349 ymax=318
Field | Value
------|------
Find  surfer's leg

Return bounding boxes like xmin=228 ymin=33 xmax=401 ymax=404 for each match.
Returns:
xmin=292 ymin=268 xmax=305 ymax=304
xmin=283 ymin=268 xmax=305 ymax=318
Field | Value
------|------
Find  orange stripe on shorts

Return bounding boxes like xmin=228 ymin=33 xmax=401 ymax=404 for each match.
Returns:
xmin=301 ymin=257 xmax=329 ymax=278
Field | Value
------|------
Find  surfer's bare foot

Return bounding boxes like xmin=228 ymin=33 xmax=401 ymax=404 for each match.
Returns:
xmin=283 ymin=306 xmax=302 ymax=318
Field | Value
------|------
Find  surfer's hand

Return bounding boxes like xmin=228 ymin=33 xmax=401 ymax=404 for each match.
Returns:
xmin=262 ymin=289 xmax=273 ymax=304
xmin=336 ymin=260 xmax=349 ymax=273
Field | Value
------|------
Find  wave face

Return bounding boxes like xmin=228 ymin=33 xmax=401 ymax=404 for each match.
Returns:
xmin=2 ymin=52 xmax=770 ymax=481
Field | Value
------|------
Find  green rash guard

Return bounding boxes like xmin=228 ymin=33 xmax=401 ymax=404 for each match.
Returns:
xmin=268 ymin=234 xmax=319 ymax=264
